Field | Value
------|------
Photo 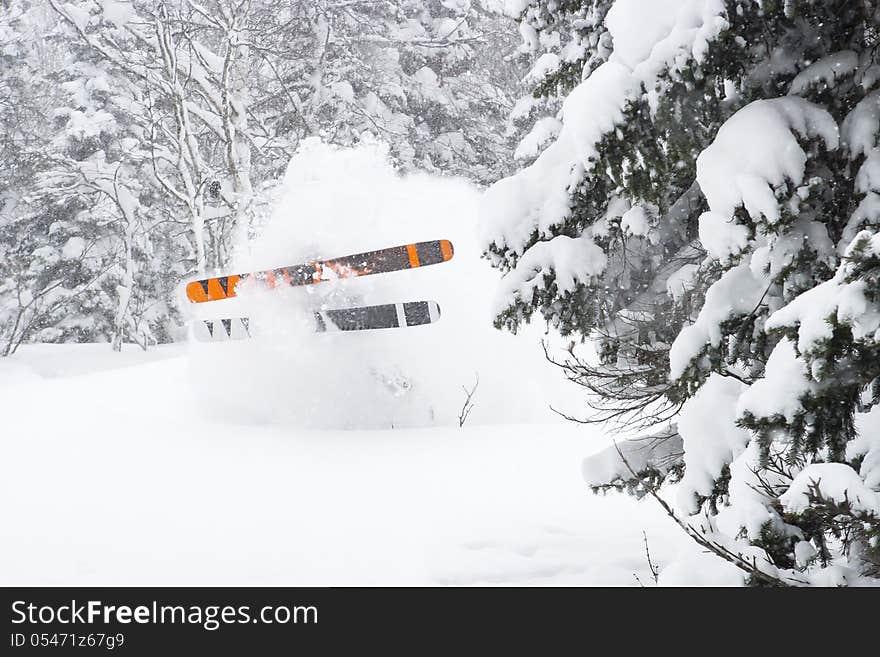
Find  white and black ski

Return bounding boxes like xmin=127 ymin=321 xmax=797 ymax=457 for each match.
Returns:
xmin=191 ymin=300 xmax=441 ymax=342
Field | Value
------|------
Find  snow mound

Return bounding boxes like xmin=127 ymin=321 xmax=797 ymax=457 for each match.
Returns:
xmin=186 ymin=138 xmax=574 ymax=429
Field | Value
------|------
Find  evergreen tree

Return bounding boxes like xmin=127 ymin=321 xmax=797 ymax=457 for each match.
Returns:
xmin=486 ymin=0 xmax=880 ymax=583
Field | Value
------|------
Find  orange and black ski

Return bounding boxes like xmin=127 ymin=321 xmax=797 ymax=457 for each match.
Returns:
xmin=185 ymin=239 xmax=454 ymax=304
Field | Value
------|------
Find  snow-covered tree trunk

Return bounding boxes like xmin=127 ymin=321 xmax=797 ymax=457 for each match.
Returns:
xmin=108 ymin=173 xmax=139 ymax=352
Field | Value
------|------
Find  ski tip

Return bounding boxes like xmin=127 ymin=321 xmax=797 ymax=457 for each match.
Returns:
xmin=185 ymin=280 xmax=209 ymax=303
xmin=440 ymin=239 xmax=454 ymax=262
xmin=185 ymin=275 xmax=241 ymax=303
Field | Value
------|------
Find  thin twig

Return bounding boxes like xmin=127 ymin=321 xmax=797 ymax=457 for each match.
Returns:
xmin=643 ymin=531 xmax=660 ymax=584
xmin=459 ymin=373 xmax=479 ymax=428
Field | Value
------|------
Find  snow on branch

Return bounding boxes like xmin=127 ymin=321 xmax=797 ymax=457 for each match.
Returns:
xmin=696 ymin=97 xmax=839 ymax=225
xmin=582 ymin=426 xmax=683 ymax=496
xmin=788 ymin=50 xmax=859 ymax=97
xmin=668 ymin=263 xmax=766 ymax=381
xmin=483 ymin=0 xmax=729 ymax=259
xmin=492 ymin=234 xmax=607 ymax=316
xmin=781 ymin=463 xmax=880 ymax=517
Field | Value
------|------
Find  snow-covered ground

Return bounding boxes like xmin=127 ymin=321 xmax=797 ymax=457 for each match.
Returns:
xmin=0 ymin=343 xmax=690 ymax=586
xmin=0 ymin=141 xmax=713 ymax=586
